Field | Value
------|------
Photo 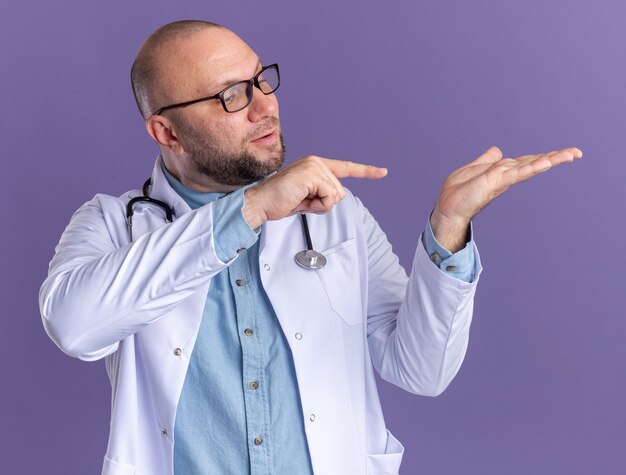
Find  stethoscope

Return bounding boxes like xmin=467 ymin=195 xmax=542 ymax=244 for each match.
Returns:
xmin=126 ymin=179 xmax=173 ymax=242
xmin=294 ymin=214 xmax=327 ymax=269
xmin=125 ymin=179 xmax=327 ymax=269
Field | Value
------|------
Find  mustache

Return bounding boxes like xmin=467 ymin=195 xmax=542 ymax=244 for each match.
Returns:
xmin=245 ymin=117 xmax=280 ymax=141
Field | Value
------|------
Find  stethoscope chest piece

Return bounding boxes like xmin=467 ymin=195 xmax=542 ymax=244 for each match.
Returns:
xmin=295 ymin=214 xmax=327 ymax=270
xmin=295 ymin=249 xmax=327 ymax=269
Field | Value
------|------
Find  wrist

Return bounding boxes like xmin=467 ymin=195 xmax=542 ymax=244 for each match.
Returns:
xmin=243 ymin=187 xmax=266 ymax=230
xmin=430 ymin=208 xmax=470 ymax=253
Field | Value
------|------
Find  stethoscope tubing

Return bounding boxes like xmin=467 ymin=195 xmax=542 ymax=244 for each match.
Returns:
xmin=125 ymin=179 xmax=173 ymax=242
xmin=294 ymin=214 xmax=327 ymax=269
xmin=126 ymin=178 xmax=326 ymax=269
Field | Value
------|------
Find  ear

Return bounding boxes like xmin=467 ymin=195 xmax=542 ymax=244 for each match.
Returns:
xmin=146 ymin=115 xmax=183 ymax=153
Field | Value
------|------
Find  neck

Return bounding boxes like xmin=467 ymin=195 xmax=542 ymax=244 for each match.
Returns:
xmin=161 ymin=154 xmax=241 ymax=193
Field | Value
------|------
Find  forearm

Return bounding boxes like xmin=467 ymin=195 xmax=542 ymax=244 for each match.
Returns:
xmin=363 ymin=201 xmax=481 ymax=395
xmin=371 ymin=240 xmax=480 ymax=396
xmin=40 ymin=197 xmax=230 ymax=359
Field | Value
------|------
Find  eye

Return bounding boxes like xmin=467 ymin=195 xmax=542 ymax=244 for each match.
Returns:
xmin=222 ymin=82 xmax=247 ymax=104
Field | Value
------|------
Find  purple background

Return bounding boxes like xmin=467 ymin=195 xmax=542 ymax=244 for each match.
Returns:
xmin=2 ymin=0 xmax=624 ymax=473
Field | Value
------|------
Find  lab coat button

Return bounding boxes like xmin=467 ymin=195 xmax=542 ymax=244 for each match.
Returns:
xmin=161 ymin=428 xmax=168 ymax=438
xmin=445 ymin=265 xmax=457 ymax=272
xmin=264 ymin=263 xmax=271 ymax=271
xmin=309 ymin=414 xmax=316 ymax=422
xmin=235 ymin=279 xmax=246 ymax=287
xmin=244 ymin=328 xmax=254 ymax=337
xmin=254 ymin=436 xmax=263 ymax=446
xmin=173 ymin=348 xmax=182 ymax=356
xmin=248 ymin=380 xmax=259 ymax=390
xmin=295 ymin=333 xmax=303 ymax=340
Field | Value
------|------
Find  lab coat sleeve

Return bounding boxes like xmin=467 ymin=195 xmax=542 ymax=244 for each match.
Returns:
xmin=362 ymin=200 xmax=482 ymax=396
xmin=39 ymin=194 xmax=243 ymax=361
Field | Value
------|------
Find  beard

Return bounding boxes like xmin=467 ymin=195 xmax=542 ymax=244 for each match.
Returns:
xmin=177 ymin=116 xmax=286 ymax=187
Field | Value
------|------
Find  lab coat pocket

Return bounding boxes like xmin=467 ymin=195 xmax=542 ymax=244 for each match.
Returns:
xmin=314 ymin=238 xmax=363 ymax=326
xmin=102 ymin=456 xmax=138 ymax=475
xmin=366 ymin=430 xmax=404 ymax=475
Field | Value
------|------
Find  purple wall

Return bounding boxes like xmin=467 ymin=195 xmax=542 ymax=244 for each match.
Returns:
xmin=2 ymin=0 xmax=624 ymax=473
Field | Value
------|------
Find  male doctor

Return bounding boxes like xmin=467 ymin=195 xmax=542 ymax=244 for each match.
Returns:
xmin=40 ymin=20 xmax=581 ymax=475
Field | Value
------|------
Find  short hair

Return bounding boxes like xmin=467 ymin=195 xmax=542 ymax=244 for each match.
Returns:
xmin=130 ymin=20 xmax=223 ymax=120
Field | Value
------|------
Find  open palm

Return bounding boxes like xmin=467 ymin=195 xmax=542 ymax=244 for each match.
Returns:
xmin=431 ymin=146 xmax=582 ymax=251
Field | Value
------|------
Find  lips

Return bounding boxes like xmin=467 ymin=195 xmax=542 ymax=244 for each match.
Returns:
xmin=250 ymin=129 xmax=278 ymax=144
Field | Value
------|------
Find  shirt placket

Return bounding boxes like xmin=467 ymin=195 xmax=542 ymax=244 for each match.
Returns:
xmin=229 ymin=252 xmax=270 ymax=475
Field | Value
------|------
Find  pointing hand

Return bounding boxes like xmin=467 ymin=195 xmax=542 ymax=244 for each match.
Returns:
xmin=243 ymin=155 xmax=387 ymax=229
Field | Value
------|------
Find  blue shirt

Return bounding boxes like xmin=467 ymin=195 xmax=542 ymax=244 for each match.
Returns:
xmin=167 ymin=170 xmax=314 ymax=475
xmin=165 ymin=167 xmax=477 ymax=474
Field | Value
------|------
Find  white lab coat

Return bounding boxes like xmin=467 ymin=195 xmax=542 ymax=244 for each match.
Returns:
xmin=40 ymin=157 xmax=481 ymax=475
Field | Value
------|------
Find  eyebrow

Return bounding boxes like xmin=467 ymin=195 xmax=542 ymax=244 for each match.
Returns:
xmin=216 ymin=60 xmax=263 ymax=88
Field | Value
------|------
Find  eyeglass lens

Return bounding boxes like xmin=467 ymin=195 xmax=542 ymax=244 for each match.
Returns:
xmin=222 ymin=66 xmax=280 ymax=112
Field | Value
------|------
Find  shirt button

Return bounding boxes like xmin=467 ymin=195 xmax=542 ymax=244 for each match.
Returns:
xmin=173 ymin=348 xmax=182 ymax=356
xmin=237 ymin=248 xmax=247 ymax=254
xmin=254 ymin=436 xmax=263 ymax=446
xmin=445 ymin=265 xmax=457 ymax=272
xmin=243 ymin=328 xmax=254 ymax=337
xmin=295 ymin=333 xmax=303 ymax=340
xmin=430 ymin=252 xmax=440 ymax=263
xmin=248 ymin=380 xmax=259 ymax=390
xmin=264 ymin=263 xmax=271 ymax=271
xmin=235 ymin=279 xmax=246 ymax=287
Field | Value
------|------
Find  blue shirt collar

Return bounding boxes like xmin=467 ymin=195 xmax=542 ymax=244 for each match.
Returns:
xmin=161 ymin=163 xmax=227 ymax=210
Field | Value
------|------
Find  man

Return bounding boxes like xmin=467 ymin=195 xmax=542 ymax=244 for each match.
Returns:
xmin=39 ymin=20 xmax=581 ymax=475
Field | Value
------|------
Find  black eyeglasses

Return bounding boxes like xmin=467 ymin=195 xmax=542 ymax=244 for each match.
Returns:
xmin=152 ymin=63 xmax=280 ymax=116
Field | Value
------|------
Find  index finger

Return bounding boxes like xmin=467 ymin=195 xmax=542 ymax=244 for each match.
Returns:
xmin=320 ymin=157 xmax=388 ymax=179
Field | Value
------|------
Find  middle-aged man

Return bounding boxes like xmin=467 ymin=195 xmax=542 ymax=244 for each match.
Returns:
xmin=40 ymin=20 xmax=582 ymax=475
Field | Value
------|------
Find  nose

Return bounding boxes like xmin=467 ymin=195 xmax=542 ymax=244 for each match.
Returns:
xmin=247 ymin=86 xmax=278 ymax=122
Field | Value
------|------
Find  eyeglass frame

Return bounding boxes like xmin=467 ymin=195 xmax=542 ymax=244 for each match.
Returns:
xmin=151 ymin=63 xmax=280 ymax=116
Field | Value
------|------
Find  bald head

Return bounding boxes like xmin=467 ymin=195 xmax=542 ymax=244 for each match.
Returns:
xmin=132 ymin=21 xmax=282 ymax=192
xmin=131 ymin=20 xmax=226 ymax=120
